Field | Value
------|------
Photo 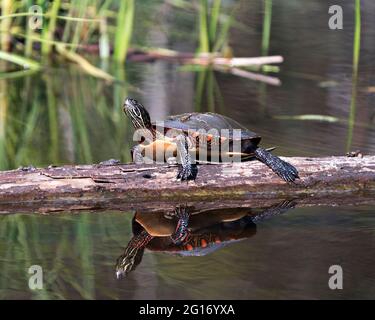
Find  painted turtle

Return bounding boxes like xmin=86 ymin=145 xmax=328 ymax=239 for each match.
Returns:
xmin=123 ymin=98 xmax=299 ymax=182
xmin=115 ymin=201 xmax=295 ymax=278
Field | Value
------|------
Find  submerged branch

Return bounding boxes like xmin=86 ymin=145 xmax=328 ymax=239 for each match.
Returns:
xmin=214 ymin=65 xmax=281 ymax=86
xmin=0 ymin=156 xmax=374 ymax=214
xmin=55 ymin=44 xmax=114 ymax=82
xmin=126 ymin=48 xmax=283 ymax=85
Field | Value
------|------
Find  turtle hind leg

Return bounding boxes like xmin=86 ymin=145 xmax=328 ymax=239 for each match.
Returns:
xmin=170 ymin=205 xmax=191 ymax=245
xmin=251 ymin=200 xmax=296 ymax=223
xmin=254 ymin=147 xmax=299 ymax=182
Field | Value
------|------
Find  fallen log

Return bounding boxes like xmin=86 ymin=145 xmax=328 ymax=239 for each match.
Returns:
xmin=0 ymin=156 xmax=374 ymax=214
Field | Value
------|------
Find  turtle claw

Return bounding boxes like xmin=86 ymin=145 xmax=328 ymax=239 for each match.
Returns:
xmin=177 ymin=164 xmax=198 ymax=181
xmin=170 ymin=205 xmax=191 ymax=245
xmin=278 ymin=160 xmax=299 ymax=182
xmin=251 ymin=199 xmax=296 ymax=223
xmin=254 ymin=148 xmax=299 ymax=183
xmin=99 ymin=159 xmax=121 ymax=166
xmin=131 ymin=145 xmax=145 ymax=164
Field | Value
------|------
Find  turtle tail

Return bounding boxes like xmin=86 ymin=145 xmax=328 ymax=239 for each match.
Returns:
xmin=254 ymin=147 xmax=299 ymax=182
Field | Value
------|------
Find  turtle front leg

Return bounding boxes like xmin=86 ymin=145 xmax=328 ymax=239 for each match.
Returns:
xmin=131 ymin=145 xmax=145 ymax=164
xmin=254 ymin=147 xmax=299 ymax=182
xmin=170 ymin=205 xmax=191 ymax=245
xmin=175 ymin=134 xmax=197 ymax=181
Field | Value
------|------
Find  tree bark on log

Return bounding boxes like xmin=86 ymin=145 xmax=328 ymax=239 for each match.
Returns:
xmin=0 ymin=156 xmax=374 ymax=214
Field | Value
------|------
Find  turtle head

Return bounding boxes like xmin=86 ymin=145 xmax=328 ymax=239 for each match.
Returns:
xmin=115 ymin=227 xmax=151 ymax=279
xmin=123 ymin=98 xmax=152 ymax=130
xmin=115 ymin=246 xmax=145 ymax=279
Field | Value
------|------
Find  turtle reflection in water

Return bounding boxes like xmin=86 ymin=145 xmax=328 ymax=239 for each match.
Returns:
xmin=115 ymin=201 xmax=295 ymax=278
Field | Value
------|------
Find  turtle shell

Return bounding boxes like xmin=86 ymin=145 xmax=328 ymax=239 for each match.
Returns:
xmin=152 ymin=112 xmax=261 ymax=144
xmin=133 ymin=209 xmax=257 ymax=256
xmin=145 ymin=215 xmax=257 ymax=256
xmin=135 ymin=208 xmax=250 ymax=237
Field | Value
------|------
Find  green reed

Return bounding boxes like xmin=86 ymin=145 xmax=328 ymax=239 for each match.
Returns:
xmin=0 ymin=0 xmax=13 ymax=52
xmin=258 ymin=0 xmax=273 ymax=115
xmin=0 ymin=59 xmax=138 ymax=171
xmin=195 ymin=0 xmax=233 ymax=111
xmin=346 ymin=0 xmax=361 ymax=152
xmin=194 ymin=66 xmax=224 ymax=112
xmin=114 ymin=0 xmax=134 ymax=63
xmin=261 ymin=0 xmax=272 ymax=56
xmin=44 ymin=73 xmax=59 ymax=163
xmin=0 ymin=0 xmax=135 ymax=66
xmin=198 ymin=0 xmax=233 ymax=54
xmin=41 ymin=0 xmax=60 ymax=55
xmin=198 ymin=0 xmax=210 ymax=52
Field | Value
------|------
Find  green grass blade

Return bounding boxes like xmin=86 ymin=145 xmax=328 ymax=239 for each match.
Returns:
xmin=0 ymin=0 xmax=13 ymax=51
xmin=206 ymin=69 xmax=215 ymax=111
xmin=45 ymin=75 xmax=59 ymax=163
xmin=42 ymin=0 xmax=61 ymax=55
xmin=212 ymin=14 xmax=233 ymax=53
xmin=346 ymin=0 xmax=361 ymax=152
xmin=0 ymin=51 xmax=40 ymax=70
xmin=70 ymin=0 xmax=89 ymax=52
xmin=261 ymin=0 xmax=273 ymax=56
xmin=195 ymin=68 xmax=207 ymax=111
xmin=209 ymin=0 xmax=221 ymax=44
xmin=352 ymin=0 xmax=361 ymax=75
xmin=198 ymin=0 xmax=209 ymax=53
xmin=114 ymin=0 xmax=134 ymax=63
